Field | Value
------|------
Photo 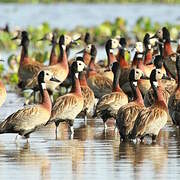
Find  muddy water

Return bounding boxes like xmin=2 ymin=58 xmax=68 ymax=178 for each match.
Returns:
xmin=0 ymin=91 xmax=180 ymax=180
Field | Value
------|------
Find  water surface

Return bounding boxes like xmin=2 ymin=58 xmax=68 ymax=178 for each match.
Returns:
xmin=0 ymin=91 xmax=180 ymax=180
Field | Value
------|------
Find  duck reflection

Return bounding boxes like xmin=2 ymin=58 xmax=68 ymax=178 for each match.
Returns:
xmin=114 ymin=136 xmax=168 ymax=177
xmin=0 ymin=142 xmax=50 ymax=180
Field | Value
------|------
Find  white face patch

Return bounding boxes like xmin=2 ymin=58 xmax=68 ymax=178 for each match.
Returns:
xmin=111 ymin=39 xmax=119 ymax=49
xmin=109 ymin=49 xmax=114 ymax=53
xmin=133 ymin=81 xmax=137 ymax=86
xmin=137 ymin=54 xmax=143 ymax=58
xmin=153 ymin=81 xmax=158 ymax=88
xmin=77 ymin=61 xmax=85 ymax=72
xmin=148 ymin=44 xmax=151 ymax=50
xmin=135 ymin=42 xmax=143 ymax=53
xmin=41 ymin=83 xmax=46 ymax=90
xmin=75 ymin=73 xmax=79 ymax=78
xmin=61 ymin=45 xmax=66 ymax=50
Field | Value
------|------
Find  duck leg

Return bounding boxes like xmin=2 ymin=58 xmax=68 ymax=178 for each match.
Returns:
xmin=84 ymin=109 xmax=87 ymax=125
xmin=68 ymin=120 xmax=74 ymax=139
xmin=55 ymin=121 xmax=60 ymax=140
xmin=152 ymin=135 xmax=157 ymax=143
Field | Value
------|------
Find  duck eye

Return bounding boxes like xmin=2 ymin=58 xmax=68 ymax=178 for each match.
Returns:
xmin=46 ymin=73 xmax=49 ymax=75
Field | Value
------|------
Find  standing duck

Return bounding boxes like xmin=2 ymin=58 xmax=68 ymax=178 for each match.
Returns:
xmin=130 ymin=68 xmax=169 ymax=143
xmin=168 ymin=55 xmax=180 ymax=126
xmin=144 ymin=55 xmax=172 ymax=107
xmin=46 ymin=59 xmax=86 ymax=139
xmin=0 ymin=70 xmax=59 ymax=141
xmin=17 ymin=31 xmax=44 ymax=88
xmin=79 ymin=68 xmax=95 ymax=124
xmin=26 ymin=34 xmax=73 ymax=96
xmin=94 ymin=62 xmax=128 ymax=130
xmin=101 ymin=38 xmax=120 ymax=81
xmin=86 ymin=45 xmax=112 ymax=98
xmin=116 ymin=68 xmax=146 ymax=141
xmin=38 ymin=32 xmax=58 ymax=65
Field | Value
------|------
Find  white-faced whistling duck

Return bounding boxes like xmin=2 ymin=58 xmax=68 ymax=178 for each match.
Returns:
xmin=144 ymin=55 xmax=171 ymax=107
xmin=16 ymin=31 xmax=44 ymax=89
xmin=143 ymin=33 xmax=153 ymax=65
xmin=117 ymin=37 xmax=131 ymax=87
xmin=38 ymin=32 xmax=58 ymax=66
xmin=150 ymin=27 xmax=177 ymax=76
xmin=168 ymin=55 xmax=180 ymax=127
xmin=0 ymin=70 xmax=60 ymax=141
xmin=101 ymin=38 xmax=120 ymax=81
xmin=86 ymin=45 xmax=112 ymax=99
xmin=78 ymin=66 xmax=95 ymax=124
xmin=26 ymin=34 xmax=73 ymax=98
xmin=130 ymin=68 xmax=170 ymax=143
xmin=46 ymin=58 xmax=87 ymax=139
xmin=94 ymin=61 xmax=128 ymax=130
xmin=121 ymin=42 xmax=151 ymax=97
xmin=116 ymin=68 xmax=146 ymax=141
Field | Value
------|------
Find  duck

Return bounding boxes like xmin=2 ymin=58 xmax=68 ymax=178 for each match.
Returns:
xmin=116 ymin=37 xmax=129 ymax=68
xmin=78 ymin=68 xmax=95 ymax=124
xmin=116 ymin=37 xmax=132 ymax=87
xmin=130 ymin=68 xmax=169 ymax=143
xmin=94 ymin=61 xmax=128 ymax=130
xmin=17 ymin=31 xmax=44 ymax=89
xmin=26 ymin=34 xmax=73 ymax=98
xmin=116 ymin=68 xmax=146 ymax=141
xmin=86 ymin=45 xmax=112 ymax=98
xmin=46 ymin=58 xmax=86 ymax=139
xmin=38 ymin=32 xmax=58 ymax=66
xmin=121 ymin=42 xmax=152 ymax=97
xmin=0 ymin=70 xmax=60 ymax=141
xmin=168 ymin=55 xmax=180 ymax=126
xmin=150 ymin=27 xmax=177 ymax=78
xmin=144 ymin=55 xmax=172 ymax=107
xmin=143 ymin=33 xmax=153 ymax=65
xmin=100 ymin=38 xmax=120 ymax=81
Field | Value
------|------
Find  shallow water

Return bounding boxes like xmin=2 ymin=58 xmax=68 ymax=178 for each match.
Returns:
xmin=0 ymin=91 xmax=180 ymax=180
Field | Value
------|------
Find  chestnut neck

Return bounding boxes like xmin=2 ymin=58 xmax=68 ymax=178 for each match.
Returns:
xmin=132 ymin=53 xmax=139 ymax=67
xmin=83 ymin=51 xmax=91 ymax=65
xmin=58 ymin=45 xmax=68 ymax=65
xmin=49 ymin=43 xmax=58 ymax=65
xmin=144 ymin=49 xmax=152 ymax=65
xmin=79 ymin=72 xmax=88 ymax=87
xmin=39 ymin=85 xmax=52 ymax=112
xmin=87 ymin=57 xmax=97 ymax=77
xmin=112 ymin=67 xmax=121 ymax=92
xmin=152 ymin=82 xmax=167 ymax=110
xmin=137 ymin=58 xmax=146 ymax=75
xmin=20 ymin=44 xmax=28 ymax=65
xmin=163 ymin=41 xmax=174 ymax=58
xmin=130 ymin=81 xmax=144 ymax=105
xmin=107 ymin=51 xmax=116 ymax=66
xmin=71 ymin=73 xmax=82 ymax=95
xmin=117 ymin=49 xmax=129 ymax=68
